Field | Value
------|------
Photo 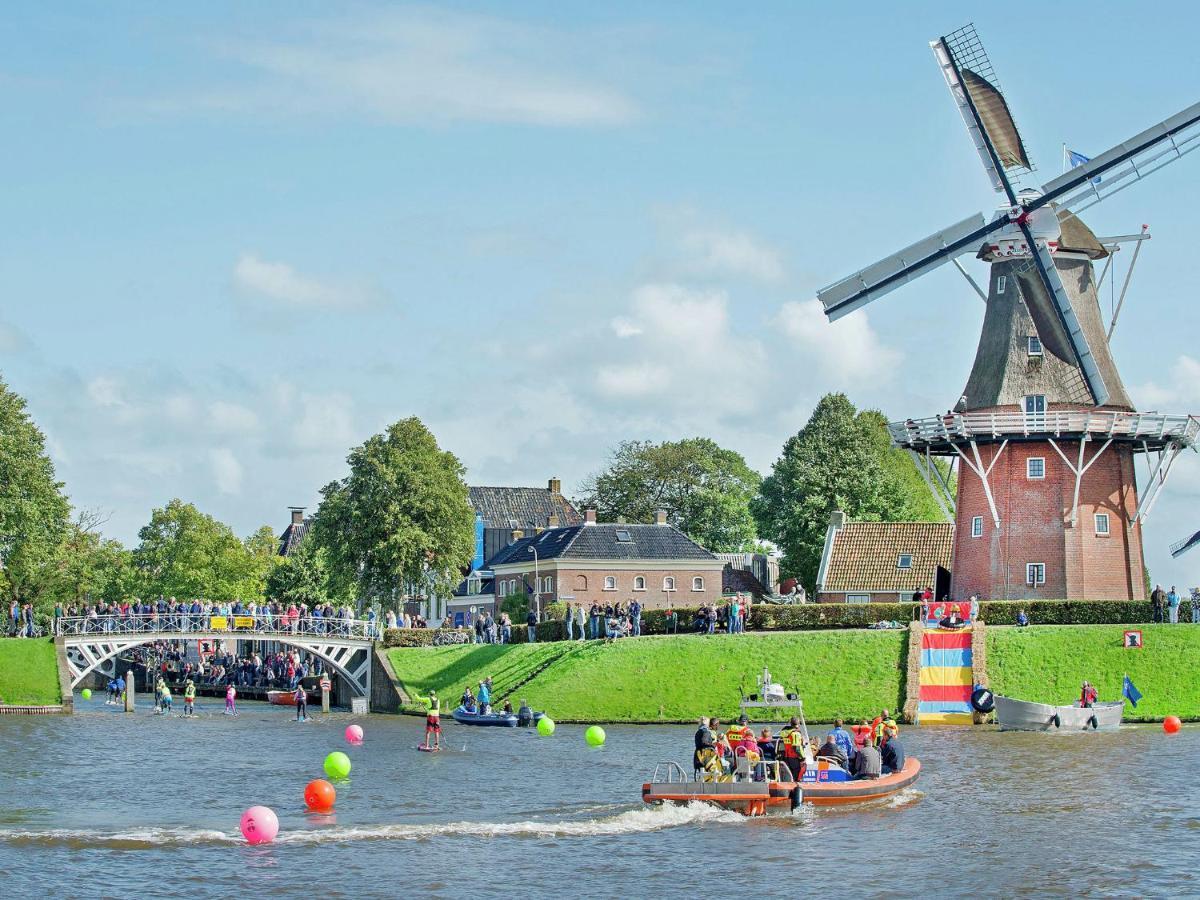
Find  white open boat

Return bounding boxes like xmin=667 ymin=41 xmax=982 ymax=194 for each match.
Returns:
xmin=994 ymin=696 xmax=1123 ymax=732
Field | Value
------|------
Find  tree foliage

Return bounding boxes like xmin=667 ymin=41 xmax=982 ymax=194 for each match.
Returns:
xmin=265 ymin=538 xmax=349 ymax=608
xmin=752 ymin=393 xmax=943 ymax=592
xmin=0 ymin=376 xmax=71 ymax=608
xmin=576 ymin=437 xmax=761 ymax=552
xmin=311 ymin=417 xmax=475 ymax=604
xmin=45 ymin=511 xmax=135 ymax=605
xmin=132 ymin=499 xmax=275 ymax=600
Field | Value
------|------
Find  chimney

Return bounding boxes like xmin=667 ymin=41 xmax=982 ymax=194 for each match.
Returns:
xmin=289 ymin=507 xmax=305 ymax=526
xmin=616 ymin=515 xmax=626 ymax=525
xmin=655 ymin=509 xmax=668 ymax=526
xmin=584 ymin=509 xmax=597 ymax=525
xmin=548 ymin=514 xmax=560 ymax=528
xmin=510 ymin=528 xmax=525 ymax=544
xmin=548 ymin=477 xmax=562 ymax=494
xmin=829 ymin=510 xmax=846 ymax=529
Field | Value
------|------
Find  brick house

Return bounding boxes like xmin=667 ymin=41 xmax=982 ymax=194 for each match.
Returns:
xmin=815 ymin=511 xmax=954 ymax=603
xmin=487 ymin=510 xmax=725 ymax=614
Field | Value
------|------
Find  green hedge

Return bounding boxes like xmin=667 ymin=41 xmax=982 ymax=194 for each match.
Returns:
xmin=979 ymin=599 xmax=1194 ymax=626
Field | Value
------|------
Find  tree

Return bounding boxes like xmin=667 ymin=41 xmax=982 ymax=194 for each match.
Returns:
xmin=753 ymin=393 xmax=935 ymax=592
xmin=311 ymin=417 xmax=475 ymax=605
xmin=576 ymin=438 xmax=761 ymax=551
xmin=265 ymin=539 xmax=347 ymax=608
xmin=0 ymin=376 xmax=71 ymax=611
xmin=45 ymin=510 xmax=135 ymax=605
xmin=132 ymin=499 xmax=272 ymax=600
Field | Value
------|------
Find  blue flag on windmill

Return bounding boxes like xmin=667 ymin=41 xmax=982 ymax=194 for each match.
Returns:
xmin=1123 ymin=674 xmax=1142 ymax=708
xmin=1068 ymin=148 xmax=1102 ymax=184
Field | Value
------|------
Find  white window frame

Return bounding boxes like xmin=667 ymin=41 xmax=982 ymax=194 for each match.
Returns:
xmin=692 ymin=576 xmax=704 ymax=591
xmin=971 ymin=516 xmax=983 ymax=538
xmin=603 ymin=576 xmax=617 ymax=591
xmin=633 ymin=575 xmax=646 ymax=591
xmin=1095 ymin=513 xmax=1110 ymax=536
xmin=1027 ymin=457 xmax=1046 ymax=480
xmin=996 ymin=275 xmax=1007 ymax=294
xmin=1026 ymin=563 xmax=1046 ymax=586
xmin=847 ymin=593 xmax=871 ymax=604
xmin=897 ymin=554 xmax=913 ymax=570
xmin=498 ymin=580 xmax=508 ymax=598
xmin=663 ymin=576 xmax=676 ymax=591
xmin=1024 ymin=394 xmax=1046 ymax=415
xmin=1027 ymin=335 xmax=1043 ymax=357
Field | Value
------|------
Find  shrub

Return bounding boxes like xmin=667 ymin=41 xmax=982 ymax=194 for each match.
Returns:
xmin=382 ymin=627 xmax=471 ymax=648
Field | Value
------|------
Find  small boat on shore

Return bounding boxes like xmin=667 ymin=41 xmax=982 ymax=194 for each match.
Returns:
xmin=267 ymin=690 xmax=304 ymax=706
xmin=994 ymin=696 xmax=1123 ymax=732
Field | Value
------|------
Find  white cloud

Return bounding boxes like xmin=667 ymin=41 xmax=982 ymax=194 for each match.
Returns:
xmin=777 ymin=299 xmax=900 ymax=382
xmin=209 ymin=400 xmax=260 ymax=434
xmin=1131 ymin=355 xmax=1200 ymax=409
xmin=86 ymin=376 xmax=127 ymax=409
xmin=233 ymin=254 xmax=378 ymax=311
xmin=293 ymin=392 xmax=355 ymax=452
xmin=680 ymin=228 xmax=784 ymax=283
xmin=143 ymin=10 xmax=637 ymax=127
xmin=610 ymin=317 xmax=643 ymax=338
xmin=209 ymin=448 xmax=243 ymax=495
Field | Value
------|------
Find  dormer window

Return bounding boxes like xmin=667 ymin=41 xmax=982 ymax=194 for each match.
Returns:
xmin=897 ymin=554 xmax=913 ymax=569
xmin=1027 ymin=335 xmax=1043 ymax=357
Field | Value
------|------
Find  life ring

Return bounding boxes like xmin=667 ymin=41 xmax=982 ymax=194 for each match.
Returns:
xmin=970 ymin=687 xmax=995 ymax=713
xmin=1051 ymin=713 xmax=1061 ymax=729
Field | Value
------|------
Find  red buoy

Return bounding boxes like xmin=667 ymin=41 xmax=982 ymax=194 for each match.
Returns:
xmin=1163 ymin=715 xmax=1182 ymax=735
xmin=305 ymin=778 xmax=336 ymax=812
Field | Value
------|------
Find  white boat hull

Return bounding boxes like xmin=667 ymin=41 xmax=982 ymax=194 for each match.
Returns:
xmin=994 ymin=696 xmax=1123 ymax=732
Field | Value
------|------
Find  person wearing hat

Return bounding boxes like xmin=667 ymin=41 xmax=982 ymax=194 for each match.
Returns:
xmin=423 ymin=690 xmax=441 ymax=750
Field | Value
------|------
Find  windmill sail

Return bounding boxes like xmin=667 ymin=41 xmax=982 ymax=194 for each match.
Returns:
xmin=959 ymin=69 xmax=1031 ymax=170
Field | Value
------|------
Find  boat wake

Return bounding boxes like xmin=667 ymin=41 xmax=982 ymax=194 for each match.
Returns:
xmin=0 ymin=803 xmax=744 ymax=850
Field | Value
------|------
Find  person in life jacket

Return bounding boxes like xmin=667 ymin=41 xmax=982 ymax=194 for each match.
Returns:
xmin=874 ymin=715 xmax=899 ymax=747
xmin=294 ymin=684 xmax=308 ymax=721
xmin=424 ymin=691 xmax=441 ymax=750
xmin=160 ymin=685 xmax=172 ymax=713
xmin=1079 ymin=681 xmax=1098 ymax=708
xmin=852 ymin=719 xmax=873 ymax=750
xmin=183 ymin=679 xmax=196 ymax=716
xmin=779 ymin=716 xmax=807 ymax=781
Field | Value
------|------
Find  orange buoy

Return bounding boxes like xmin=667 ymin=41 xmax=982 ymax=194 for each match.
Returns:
xmin=1163 ymin=715 xmax=1182 ymax=735
xmin=305 ymin=778 xmax=337 ymax=812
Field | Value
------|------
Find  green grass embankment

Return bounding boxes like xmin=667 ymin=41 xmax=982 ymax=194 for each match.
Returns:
xmin=388 ymin=631 xmax=906 ymax=723
xmin=987 ymin=625 xmax=1200 ymax=721
xmin=0 ymin=638 xmax=62 ymax=705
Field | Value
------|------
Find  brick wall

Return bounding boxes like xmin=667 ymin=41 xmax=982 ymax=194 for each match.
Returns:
xmin=492 ymin=564 xmax=724 ymax=610
xmin=951 ymin=440 xmax=1144 ymax=601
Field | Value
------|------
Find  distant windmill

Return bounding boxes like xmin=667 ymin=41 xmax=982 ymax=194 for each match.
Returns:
xmin=816 ymin=24 xmax=1200 ymax=601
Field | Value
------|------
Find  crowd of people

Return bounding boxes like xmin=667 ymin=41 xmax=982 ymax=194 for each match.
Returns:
xmin=691 ymin=708 xmax=905 ymax=783
xmin=6 ymin=602 xmax=39 ymax=638
xmin=53 ymin=598 xmax=377 ymax=637
xmin=126 ymin=638 xmax=324 ymax=691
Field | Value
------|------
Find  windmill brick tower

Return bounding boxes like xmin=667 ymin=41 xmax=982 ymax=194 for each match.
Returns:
xmin=817 ymin=24 xmax=1200 ymax=601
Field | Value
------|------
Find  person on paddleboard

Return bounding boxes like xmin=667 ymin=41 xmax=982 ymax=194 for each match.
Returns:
xmin=424 ymin=691 xmax=441 ymax=750
xmin=295 ymin=684 xmax=307 ymax=720
xmin=183 ymin=679 xmax=196 ymax=716
xmin=225 ymin=683 xmax=238 ymax=716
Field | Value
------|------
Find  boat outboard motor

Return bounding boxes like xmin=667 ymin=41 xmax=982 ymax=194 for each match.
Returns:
xmin=517 ymin=704 xmax=533 ymax=727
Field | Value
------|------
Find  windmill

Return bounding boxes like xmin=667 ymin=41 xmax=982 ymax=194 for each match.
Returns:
xmin=817 ymin=24 xmax=1200 ymax=601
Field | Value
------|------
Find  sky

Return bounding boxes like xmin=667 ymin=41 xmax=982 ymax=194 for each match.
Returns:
xmin=2 ymin=2 xmax=1198 ymax=586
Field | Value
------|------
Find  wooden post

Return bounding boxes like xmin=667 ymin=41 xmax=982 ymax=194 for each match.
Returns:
xmin=321 ymin=673 xmax=331 ymax=713
xmin=124 ymin=669 xmax=135 ymax=713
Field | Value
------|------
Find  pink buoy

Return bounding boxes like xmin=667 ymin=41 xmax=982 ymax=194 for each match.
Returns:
xmin=345 ymin=724 xmax=364 ymax=744
xmin=240 ymin=806 xmax=279 ymax=845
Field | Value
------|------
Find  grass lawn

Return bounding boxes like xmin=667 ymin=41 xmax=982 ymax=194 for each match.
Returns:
xmin=388 ymin=631 xmax=906 ymax=723
xmin=0 ymin=638 xmax=62 ymax=705
xmin=987 ymin=624 xmax=1200 ymax=721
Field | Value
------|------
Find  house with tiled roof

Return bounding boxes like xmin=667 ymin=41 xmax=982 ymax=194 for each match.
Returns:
xmin=486 ymin=510 xmax=725 ymax=614
xmin=278 ymin=507 xmax=312 ymax=556
xmin=468 ymin=478 xmax=581 ymax=568
xmin=815 ymin=510 xmax=954 ymax=603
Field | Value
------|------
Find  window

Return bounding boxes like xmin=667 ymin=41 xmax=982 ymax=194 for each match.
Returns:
xmin=971 ymin=516 xmax=983 ymax=538
xmin=633 ymin=575 xmax=646 ymax=591
xmin=603 ymin=576 xmax=617 ymax=591
xmin=996 ymin=275 xmax=1007 ymax=294
xmin=897 ymin=554 xmax=913 ymax=570
xmin=1027 ymin=335 xmax=1043 ymax=356
xmin=1024 ymin=394 xmax=1046 ymax=415
xmin=847 ymin=593 xmax=871 ymax=604
xmin=615 ymin=529 xmax=632 ymax=542
xmin=663 ymin=576 xmax=676 ymax=591
xmin=1027 ymin=457 xmax=1045 ymax=479
xmin=575 ymin=574 xmax=588 ymax=591
xmin=509 ymin=579 xmax=518 ymax=596
xmin=1026 ymin=563 xmax=1046 ymax=586
xmin=692 ymin=576 xmax=704 ymax=591
xmin=542 ymin=576 xmax=554 ymax=594
xmin=1095 ymin=513 xmax=1110 ymax=536
xmin=498 ymin=580 xmax=508 ymax=598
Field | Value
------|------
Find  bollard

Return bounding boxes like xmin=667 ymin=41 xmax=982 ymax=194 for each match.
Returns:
xmin=124 ymin=670 xmax=135 ymax=712
xmin=321 ymin=674 xmax=331 ymax=714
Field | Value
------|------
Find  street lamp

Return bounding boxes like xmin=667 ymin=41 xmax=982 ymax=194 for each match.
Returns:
xmin=528 ymin=545 xmax=540 ymax=621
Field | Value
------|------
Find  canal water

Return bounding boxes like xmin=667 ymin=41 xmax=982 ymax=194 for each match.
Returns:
xmin=0 ymin=697 xmax=1195 ymax=898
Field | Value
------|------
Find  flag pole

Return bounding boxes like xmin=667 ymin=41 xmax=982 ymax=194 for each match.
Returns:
xmin=1062 ymin=143 xmax=1068 ymax=174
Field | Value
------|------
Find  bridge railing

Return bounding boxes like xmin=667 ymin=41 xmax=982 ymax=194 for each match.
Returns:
xmin=56 ymin=614 xmax=380 ymax=641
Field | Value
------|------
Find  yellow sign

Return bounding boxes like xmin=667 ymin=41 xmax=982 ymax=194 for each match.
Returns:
xmin=233 ymin=616 xmax=255 ymax=630
xmin=209 ymin=616 xmax=228 ymax=630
